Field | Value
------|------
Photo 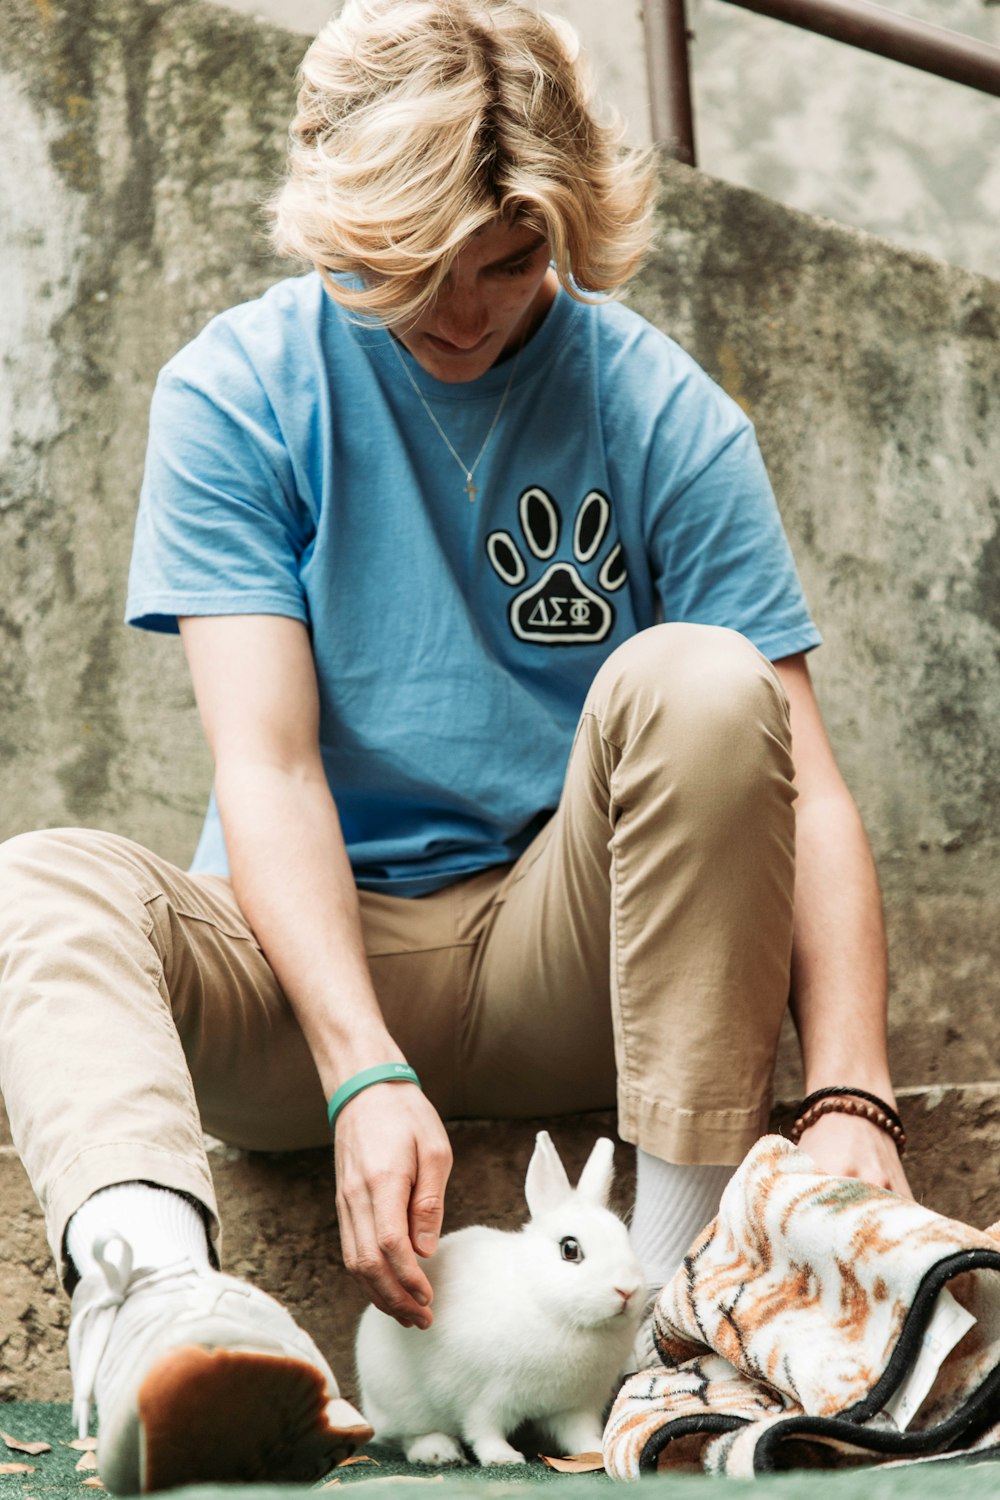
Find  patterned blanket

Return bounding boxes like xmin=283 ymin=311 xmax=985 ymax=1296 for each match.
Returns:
xmin=604 ymin=1135 xmax=1000 ymax=1479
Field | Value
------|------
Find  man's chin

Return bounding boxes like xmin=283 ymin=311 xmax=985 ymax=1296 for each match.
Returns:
xmin=413 ymin=348 xmax=497 ymax=383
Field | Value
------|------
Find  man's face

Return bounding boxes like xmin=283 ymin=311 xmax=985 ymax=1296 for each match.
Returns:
xmin=390 ymin=220 xmax=557 ymax=384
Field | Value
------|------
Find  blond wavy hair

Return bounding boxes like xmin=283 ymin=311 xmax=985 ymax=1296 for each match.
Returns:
xmin=268 ymin=0 xmax=657 ymax=325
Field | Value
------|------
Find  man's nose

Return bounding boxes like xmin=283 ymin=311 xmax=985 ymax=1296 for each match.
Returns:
xmin=434 ymin=288 xmax=489 ymax=347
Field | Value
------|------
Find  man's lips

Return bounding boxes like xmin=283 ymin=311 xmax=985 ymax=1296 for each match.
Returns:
xmin=424 ymin=331 xmax=494 ymax=356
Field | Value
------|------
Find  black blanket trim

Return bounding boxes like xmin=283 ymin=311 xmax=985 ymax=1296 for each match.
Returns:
xmin=639 ymin=1414 xmax=747 ymax=1473
xmin=632 ymin=1247 xmax=1000 ymax=1478
xmin=752 ymin=1341 xmax=1000 ymax=1472
xmin=837 ymin=1248 xmax=1000 ymax=1424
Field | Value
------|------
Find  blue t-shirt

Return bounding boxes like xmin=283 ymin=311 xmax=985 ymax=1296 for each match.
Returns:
xmin=127 ymin=273 xmax=820 ymax=895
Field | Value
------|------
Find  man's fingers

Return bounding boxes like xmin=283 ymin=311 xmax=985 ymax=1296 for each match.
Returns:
xmin=340 ymin=1160 xmax=434 ymax=1324
xmin=371 ymin=1170 xmax=435 ymax=1315
xmin=410 ymin=1139 xmax=452 ymax=1257
xmin=882 ymin=1158 xmax=913 ymax=1199
xmin=336 ymin=1188 xmax=359 ymax=1274
xmin=797 ymin=1112 xmax=911 ymax=1198
xmin=346 ymin=1240 xmax=428 ymax=1325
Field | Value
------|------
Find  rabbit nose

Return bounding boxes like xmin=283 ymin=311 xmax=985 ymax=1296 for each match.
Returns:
xmin=616 ymin=1288 xmax=634 ymax=1307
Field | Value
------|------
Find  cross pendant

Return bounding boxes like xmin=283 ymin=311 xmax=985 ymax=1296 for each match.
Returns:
xmin=465 ymin=474 xmax=478 ymax=503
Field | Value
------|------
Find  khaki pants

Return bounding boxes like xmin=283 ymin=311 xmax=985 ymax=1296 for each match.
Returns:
xmin=0 ymin=625 xmax=796 ymax=1282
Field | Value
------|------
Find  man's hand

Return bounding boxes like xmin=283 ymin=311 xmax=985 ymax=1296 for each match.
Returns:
xmin=796 ymin=1110 xmax=911 ymax=1198
xmin=334 ymin=1084 xmax=453 ymax=1328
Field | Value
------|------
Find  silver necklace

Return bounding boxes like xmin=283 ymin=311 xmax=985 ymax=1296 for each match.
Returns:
xmin=387 ymin=333 xmax=525 ymax=503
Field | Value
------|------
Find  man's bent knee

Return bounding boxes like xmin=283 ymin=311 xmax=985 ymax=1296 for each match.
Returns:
xmin=0 ymin=827 xmax=161 ymax=940
xmin=586 ymin=623 xmax=790 ymax=747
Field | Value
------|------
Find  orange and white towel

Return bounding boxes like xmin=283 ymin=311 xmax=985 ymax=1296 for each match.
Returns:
xmin=604 ymin=1135 xmax=1000 ymax=1479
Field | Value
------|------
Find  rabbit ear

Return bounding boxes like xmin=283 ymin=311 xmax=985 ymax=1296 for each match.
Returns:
xmin=576 ymin=1137 xmax=615 ymax=1206
xmin=525 ymin=1130 xmax=573 ymax=1217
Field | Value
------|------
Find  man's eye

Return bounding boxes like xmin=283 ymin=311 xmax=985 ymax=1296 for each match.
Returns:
xmin=560 ymin=1237 xmax=583 ymax=1262
xmin=500 ymin=256 xmax=534 ymax=277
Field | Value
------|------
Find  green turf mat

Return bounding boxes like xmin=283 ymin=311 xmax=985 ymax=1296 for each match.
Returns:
xmin=1 ymin=1406 xmax=998 ymax=1500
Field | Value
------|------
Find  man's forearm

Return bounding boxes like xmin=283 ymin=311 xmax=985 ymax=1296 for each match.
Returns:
xmin=789 ymin=785 xmax=895 ymax=1099
xmin=215 ymin=760 xmax=403 ymax=1100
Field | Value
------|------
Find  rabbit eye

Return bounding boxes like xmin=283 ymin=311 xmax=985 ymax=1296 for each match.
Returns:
xmin=560 ymin=1237 xmax=584 ymax=1262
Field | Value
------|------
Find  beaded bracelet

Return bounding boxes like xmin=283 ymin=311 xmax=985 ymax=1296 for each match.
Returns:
xmin=790 ymin=1086 xmax=906 ymax=1158
xmin=799 ymin=1086 xmax=904 ymax=1134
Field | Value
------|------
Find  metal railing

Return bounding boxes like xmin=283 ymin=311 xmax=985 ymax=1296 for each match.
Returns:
xmin=646 ymin=0 xmax=1000 ymax=167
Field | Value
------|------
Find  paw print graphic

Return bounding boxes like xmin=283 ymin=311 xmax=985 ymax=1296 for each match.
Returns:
xmin=486 ymin=487 xmax=627 ymax=645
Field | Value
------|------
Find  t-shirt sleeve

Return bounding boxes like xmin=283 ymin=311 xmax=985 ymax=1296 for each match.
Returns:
xmin=126 ymin=335 xmax=313 ymax=635
xmin=642 ymin=355 xmax=821 ymax=661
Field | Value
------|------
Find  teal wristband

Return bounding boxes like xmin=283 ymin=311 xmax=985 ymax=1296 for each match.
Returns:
xmin=327 ymin=1063 xmax=422 ymax=1132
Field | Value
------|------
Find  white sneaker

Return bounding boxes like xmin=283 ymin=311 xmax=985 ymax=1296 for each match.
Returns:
xmin=69 ymin=1235 xmax=372 ymax=1495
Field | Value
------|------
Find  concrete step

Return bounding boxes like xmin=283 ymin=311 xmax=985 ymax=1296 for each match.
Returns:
xmin=1 ymin=1086 xmax=996 ymax=1404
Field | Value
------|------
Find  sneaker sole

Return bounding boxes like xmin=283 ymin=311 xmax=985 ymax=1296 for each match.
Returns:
xmin=136 ymin=1345 xmax=373 ymax=1492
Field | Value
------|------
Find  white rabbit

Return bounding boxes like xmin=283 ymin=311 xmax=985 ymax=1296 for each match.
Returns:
xmin=354 ymin=1131 xmax=644 ymax=1467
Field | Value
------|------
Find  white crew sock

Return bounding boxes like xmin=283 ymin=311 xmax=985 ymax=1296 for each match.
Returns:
xmin=630 ymin=1151 xmax=735 ymax=1287
xmin=67 ymin=1183 xmax=212 ymax=1281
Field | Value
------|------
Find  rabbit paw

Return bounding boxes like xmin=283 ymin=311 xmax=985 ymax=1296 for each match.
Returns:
xmin=404 ymin=1434 xmax=468 ymax=1467
xmin=471 ymin=1437 xmax=527 ymax=1466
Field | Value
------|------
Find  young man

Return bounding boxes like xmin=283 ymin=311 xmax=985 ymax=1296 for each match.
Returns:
xmin=0 ymin=0 xmax=908 ymax=1490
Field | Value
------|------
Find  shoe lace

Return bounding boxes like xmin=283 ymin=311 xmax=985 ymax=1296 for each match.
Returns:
xmin=68 ymin=1235 xmax=202 ymax=1439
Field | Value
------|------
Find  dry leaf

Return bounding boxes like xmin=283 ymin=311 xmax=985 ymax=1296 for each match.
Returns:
xmin=539 ymin=1452 xmax=605 ymax=1473
xmin=0 ymin=1435 xmax=51 ymax=1457
xmin=75 ymin=1452 xmax=99 ymax=1473
xmin=0 ymin=1463 xmax=36 ymax=1475
xmin=317 ymin=1481 xmax=342 ymax=1490
xmin=81 ymin=1478 xmax=105 ymax=1490
xmin=336 ymin=1456 xmax=379 ymax=1467
xmin=64 ymin=1440 xmax=98 ymax=1453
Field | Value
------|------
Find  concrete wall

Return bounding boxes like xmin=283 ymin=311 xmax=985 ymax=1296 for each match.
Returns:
xmin=2 ymin=0 xmax=999 ymax=1100
xmin=1 ymin=0 xmax=303 ymax=860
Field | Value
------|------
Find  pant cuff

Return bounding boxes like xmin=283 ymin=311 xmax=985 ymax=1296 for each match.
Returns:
xmin=46 ymin=1142 xmax=220 ymax=1289
xmin=617 ymin=1086 xmax=773 ymax=1166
